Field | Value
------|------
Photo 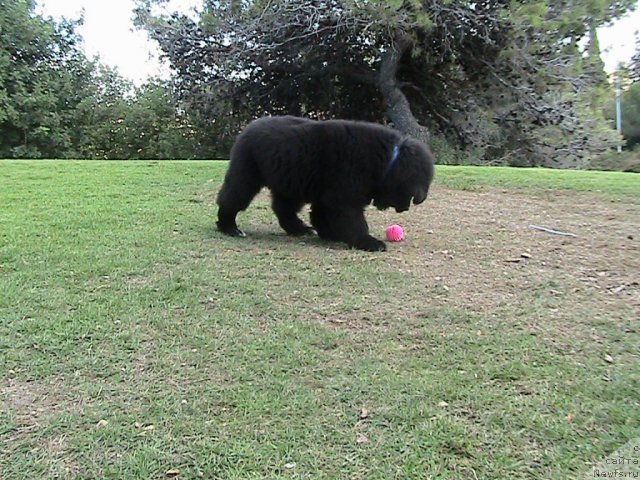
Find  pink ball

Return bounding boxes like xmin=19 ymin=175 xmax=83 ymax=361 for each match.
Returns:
xmin=385 ymin=224 xmax=405 ymax=242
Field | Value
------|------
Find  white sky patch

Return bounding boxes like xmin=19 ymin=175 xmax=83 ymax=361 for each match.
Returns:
xmin=37 ymin=0 xmax=639 ymax=83
xmin=37 ymin=0 xmax=201 ymax=85
xmin=598 ymin=4 xmax=640 ymax=73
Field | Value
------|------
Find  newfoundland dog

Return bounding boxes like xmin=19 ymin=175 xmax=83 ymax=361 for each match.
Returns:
xmin=216 ymin=116 xmax=434 ymax=251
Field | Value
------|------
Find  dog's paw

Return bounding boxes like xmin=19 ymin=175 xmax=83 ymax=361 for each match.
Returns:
xmin=217 ymin=222 xmax=246 ymax=238
xmin=354 ymin=236 xmax=387 ymax=252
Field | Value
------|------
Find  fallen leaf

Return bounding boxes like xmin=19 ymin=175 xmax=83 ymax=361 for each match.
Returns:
xmin=356 ymin=433 xmax=369 ymax=444
xmin=438 ymin=401 xmax=449 ymax=408
xmin=612 ymin=285 xmax=626 ymax=294
xmin=359 ymin=408 xmax=369 ymax=419
xmin=604 ymin=354 xmax=614 ymax=364
xmin=96 ymin=419 xmax=109 ymax=428
xmin=566 ymin=414 xmax=574 ymax=422
xmin=166 ymin=468 xmax=180 ymax=477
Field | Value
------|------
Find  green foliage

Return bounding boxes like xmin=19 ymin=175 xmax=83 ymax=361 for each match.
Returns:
xmin=0 ymin=0 xmax=93 ymax=158
xmin=583 ymin=22 xmax=609 ymax=89
xmin=0 ymin=4 xmax=223 ymax=159
xmin=604 ymin=67 xmax=640 ymax=155
xmin=588 ymin=148 xmax=640 ymax=172
xmin=76 ymin=74 xmax=205 ymax=160
xmin=631 ymin=38 xmax=640 ymax=83
xmin=1 ymin=1 xmax=633 ymax=162
xmin=136 ymin=0 xmax=633 ymax=168
xmin=620 ymin=81 xmax=640 ymax=149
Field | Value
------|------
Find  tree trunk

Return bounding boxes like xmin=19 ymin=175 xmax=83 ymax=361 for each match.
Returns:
xmin=378 ymin=36 xmax=430 ymax=144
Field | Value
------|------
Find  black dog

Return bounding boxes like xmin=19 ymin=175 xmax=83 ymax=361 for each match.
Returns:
xmin=216 ymin=116 xmax=434 ymax=251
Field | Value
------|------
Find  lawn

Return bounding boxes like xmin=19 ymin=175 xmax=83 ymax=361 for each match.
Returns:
xmin=1 ymin=160 xmax=639 ymax=479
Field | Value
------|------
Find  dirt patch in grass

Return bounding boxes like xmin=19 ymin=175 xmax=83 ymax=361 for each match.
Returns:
xmin=1 ymin=377 xmax=69 ymax=426
xmin=201 ymin=183 xmax=638 ymax=355
xmin=373 ymin=186 xmax=639 ymax=342
xmin=1 ymin=376 xmax=83 ymax=476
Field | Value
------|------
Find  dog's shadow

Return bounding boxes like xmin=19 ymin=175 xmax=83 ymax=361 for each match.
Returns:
xmin=201 ymin=225 xmax=349 ymax=251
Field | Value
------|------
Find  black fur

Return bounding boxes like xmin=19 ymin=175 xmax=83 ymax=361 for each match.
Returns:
xmin=216 ymin=116 xmax=434 ymax=251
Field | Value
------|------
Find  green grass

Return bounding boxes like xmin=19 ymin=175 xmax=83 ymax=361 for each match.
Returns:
xmin=436 ymin=165 xmax=640 ymax=201
xmin=1 ymin=160 xmax=638 ymax=479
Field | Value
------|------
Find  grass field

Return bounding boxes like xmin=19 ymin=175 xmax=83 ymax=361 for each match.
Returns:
xmin=1 ymin=160 xmax=639 ymax=479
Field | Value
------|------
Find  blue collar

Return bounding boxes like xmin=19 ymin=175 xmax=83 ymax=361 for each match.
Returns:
xmin=382 ymin=144 xmax=401 ymax=182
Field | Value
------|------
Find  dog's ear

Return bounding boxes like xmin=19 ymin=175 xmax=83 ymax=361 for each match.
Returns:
xmin=413 ymin=186 xmax=428 ymax=205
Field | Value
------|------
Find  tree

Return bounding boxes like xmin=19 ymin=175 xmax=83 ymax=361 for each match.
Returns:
xmin=624 ymin=40 xmax=640 ymax=149
xmin=0 ymin=0 xmax=96 ymax=158
xmin=0 ymin=2 xmax=212 ymax=160
xmin=129 ymin=79 xmax=201 ymax=159
xmin=620 ymin=82 xmax=640 ymax=149
xmin=135 ymin=0 xmax=634 ymax=167
xmin=78 ymin=73 xmax=206 ymax=160
xmin=73 ymin=67 xmax=225 ymax=160
xmin=630 ymin=37 xmax=640 ymax=83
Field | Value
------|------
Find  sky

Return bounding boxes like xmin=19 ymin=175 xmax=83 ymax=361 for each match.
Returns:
xmin=36 ymin=0 xmax=201 ymax=85
xmin=37 ymin=0 xmax=640 ymax=85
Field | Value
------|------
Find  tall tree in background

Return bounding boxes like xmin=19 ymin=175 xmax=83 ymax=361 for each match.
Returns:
xmin=0 ymin=0 xmax=96 ymax=158
xmin=630 ymin=37 xmax=640 ymax=83
xmin=620 ymin=39 xmax=640 ymax=149
xmin=136 ymin=0 xmax=634 ymax=167
xmin=77 ymin=73 xmax=208 ymax=160
xmin=605 ymin=41 xmax=640 ymax=152
xmin=620 ymin=83 xmax=640 ymax=149
xmin=0 ymin=1 xmax=213 ymax=160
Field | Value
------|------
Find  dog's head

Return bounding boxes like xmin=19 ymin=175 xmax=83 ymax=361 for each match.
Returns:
xmin=372 ymin=138 xmax=434 ymax=213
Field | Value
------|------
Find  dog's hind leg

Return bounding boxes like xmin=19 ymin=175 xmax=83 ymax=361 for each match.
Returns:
xmin=310 ymin=204 xmax=339 ymax=241
xmin=216 ymin=157 xmax=263 ymax=237
xmin=271 ymin=194 xmax=315 ymax=236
